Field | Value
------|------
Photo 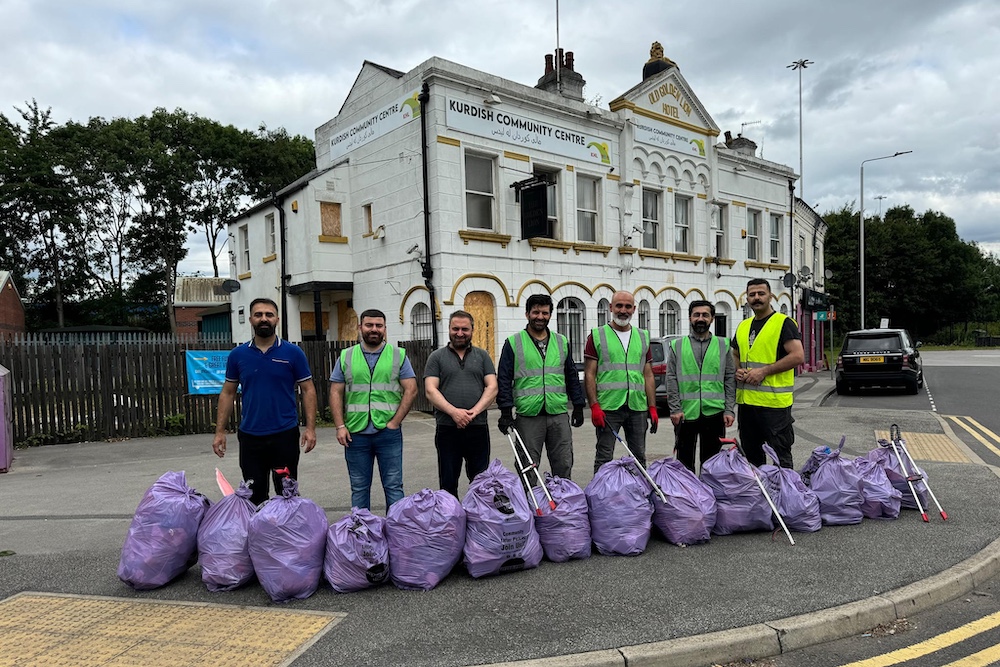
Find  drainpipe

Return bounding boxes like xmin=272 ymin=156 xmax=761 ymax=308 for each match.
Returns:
xmin=272 ymin=192 xmax=289 ymax=341
xmin=418 ymin=81 xmax=440 ymax=349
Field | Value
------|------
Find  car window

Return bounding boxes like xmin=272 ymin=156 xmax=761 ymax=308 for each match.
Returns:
xmin=845 ymin=334 xmax=901 ymax=352
xmin=650 ymin=342 xmax=666 ymax=363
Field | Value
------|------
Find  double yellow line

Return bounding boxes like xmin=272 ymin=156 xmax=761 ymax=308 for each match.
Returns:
xmin=946 ymin=416 xmax=1000 ymax=460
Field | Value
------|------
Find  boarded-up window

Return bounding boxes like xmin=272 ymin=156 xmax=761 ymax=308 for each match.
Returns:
xmin=320 ymin=202 xmax=342 ymax=236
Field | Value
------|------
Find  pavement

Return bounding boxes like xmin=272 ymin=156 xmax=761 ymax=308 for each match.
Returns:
xmin=1 ymin=370 xmax=1000 ymax=667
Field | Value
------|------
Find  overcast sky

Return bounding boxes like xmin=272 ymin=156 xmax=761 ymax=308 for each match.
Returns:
xmin=3 ymin=0 xmax=997 ymax=275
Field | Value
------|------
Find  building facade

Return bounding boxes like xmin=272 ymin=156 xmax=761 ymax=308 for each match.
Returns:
xmin=227 ymin=44 xmax=828 ymax=369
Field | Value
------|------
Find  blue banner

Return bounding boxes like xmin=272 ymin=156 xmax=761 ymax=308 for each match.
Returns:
xmin=185 ymin=350 xmax=230 ymax=395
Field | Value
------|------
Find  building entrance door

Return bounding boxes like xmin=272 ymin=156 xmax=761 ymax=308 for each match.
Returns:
xmin=463 ymin=291 xmax=496 ymax=361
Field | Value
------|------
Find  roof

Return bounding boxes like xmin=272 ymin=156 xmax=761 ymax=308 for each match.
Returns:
xmin=173 ymin=277 xmax=232 ymax=307
xmin=227 ymin=165 xmax=336 ymax=224
xmin=0 ymin=271 xmax=22 ymax=302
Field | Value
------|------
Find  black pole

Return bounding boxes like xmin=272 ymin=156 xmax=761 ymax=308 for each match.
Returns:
xmin=418 ymin=81 xmax=440 ymax=349
xmin=273 ymin=192 xmax=289 ymax=341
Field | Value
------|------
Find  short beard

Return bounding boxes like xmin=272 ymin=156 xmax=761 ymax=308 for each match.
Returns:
xmin=692 ymin=322 xmax=710 ymax=334
xmin=612 ymin=314 xmax=631 ymax=327
xmin=254 ymin=323 xmax=275 ymax=338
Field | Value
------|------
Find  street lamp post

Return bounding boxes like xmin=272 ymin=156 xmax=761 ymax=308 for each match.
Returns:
xmin=860 ymin=151 xmax=912 ymax=328
xmin=787 ymin=59 xmax=814 ymax=200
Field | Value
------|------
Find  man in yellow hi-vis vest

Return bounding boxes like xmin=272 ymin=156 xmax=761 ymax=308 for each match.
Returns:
xmin=330 ymin=309 xmax=418 ymax=511
xmin=584 ymin=291 xmax=658 ymax=473
xmin=732 ymin=279 xmax=804 ymax=468
xmin=665 ymin=300 xmax=736 ymax=473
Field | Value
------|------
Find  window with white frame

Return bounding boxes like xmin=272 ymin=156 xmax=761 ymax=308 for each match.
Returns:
xmin=747 ymin=210 xmax=760 ymax=261
xmin=265 ymin=213 xmax=276 ymax=256
xmin=410 ymin=302 xmax=433 ymax=341
xmin=770 ymin=213 xmax=783 ymax=262
xmin=642 ymin=189 xmax=660 ymax=249
xmin=674 ymin=195 xmax=690 ymax=253
xmin=576 ymin=175 xmax=599 ymax=242
xmin=557 ymin=297 xmax=586 ymax=363
xmin=638 ymin=300 xmax=650 ymax=331
xmin=798 ymin=233 xmax=806 ymax=268
xmin=239 ymin=224 xmax=249 ymax=272
xmin=363 ymin=203 xmax=373 ymax=235
xmin=465 ymin=154 xmax=495 ymax=230
xmin=597 ymin=298 xmax=610 ymax=328
xmin=712 ymin=205 xmax=727 ymax=258
xmin=659 ymin=300 xmax=680 ymax=336
xmin=533 ymin=166 xmax=559 ymax=238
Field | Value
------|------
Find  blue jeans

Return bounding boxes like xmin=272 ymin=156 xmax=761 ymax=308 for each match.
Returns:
xmin=344 ymin=426 xmax=404 ymax=510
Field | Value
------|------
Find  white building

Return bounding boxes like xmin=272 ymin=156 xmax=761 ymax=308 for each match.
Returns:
xmin=227 ymin=43 xmax=829 ymax=370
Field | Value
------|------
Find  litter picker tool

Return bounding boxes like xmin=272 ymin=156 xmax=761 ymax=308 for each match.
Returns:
xmin=606 ymin=427 xmax=668 ymax=504
xmin=215 ymin=468 xmax=235 ymax=497
xmin=719 ymin=437 xmax=795 ymax=546
xmin=505 ymin=426 xmax=557 ymax=516
xmin=887 ymin=424 xmax=947 ymax=521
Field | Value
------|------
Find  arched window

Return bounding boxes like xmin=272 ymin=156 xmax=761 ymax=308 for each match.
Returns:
xmin=742 ymin=303 xmax=752 ymax=320
xmin=597 ymin=298 xmax=610 ymax=328
xmin=714 ymin=302 xmax=731 ymax=338
xmin=659 ymin=300 xmax=680 ymax=336
xmin=780 ymin=304 xmax=789 ymax=316
xmin=638 ymin=300 xmax=651 ymax=332
xmin=557 ymin=297 xmax=586 ymax=363
xmin=410 ymin=302 xmax=432 ymax=341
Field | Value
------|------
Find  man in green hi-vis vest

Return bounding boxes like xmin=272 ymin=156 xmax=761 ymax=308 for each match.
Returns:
xmin=584 ymin=290 xmax=658 ymax=473
xmin=665 ymin=300 xmax=736 ymax=474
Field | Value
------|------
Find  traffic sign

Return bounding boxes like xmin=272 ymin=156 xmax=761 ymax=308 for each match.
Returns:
xmin=815 ymin=311 xmax=828 ymax=321
xmin=831 ymin=311 xmax=837 ymax=321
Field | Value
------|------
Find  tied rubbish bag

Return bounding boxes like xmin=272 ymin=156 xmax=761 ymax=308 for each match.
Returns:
xmin=324 ymin=508 xmax=390 ymax=593
xmin=799 ymin=440 xmax=864 ymax=526
xmin=118 ymin=471 xmax=210 ymax=590
xmin=868 ymin=440 xmax=929 ymax=511
xmin=700 ymin=447 xmax=773 ymax=535
xmin=585 ymin=457 xmax=653 ymax=556
xmin=759 ymin=445 xmax=821 ymax=533
xmin=248 ymin=477 xmax=328 ymax=603
xmin=198 ymin=481 xmax=256 ymax=592
xmin=532 ymin=474 xmax=591 ymax=562
xmin=854 ymin=457 xmax=902 ymax=519
xmin=462 ymin=459 xmax=543 ymax=578
xmin=386 ymin=488 xmax=466 ymax=591
xmin=648 ymin=457 xmax=717 ymax=545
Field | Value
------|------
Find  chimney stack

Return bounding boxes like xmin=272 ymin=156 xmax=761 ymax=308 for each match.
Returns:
xmin=535 ymin=49 xmax=586 ymax=102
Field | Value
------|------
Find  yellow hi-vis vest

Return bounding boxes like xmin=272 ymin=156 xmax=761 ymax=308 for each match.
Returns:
xmin=672 ymin=335 xmax=729 ymax=419
xmin=510 ymin=329 xmax=569 ymax=417
xmin=342 ymin=344 xmax=404 ymax=432
xmin=735 ymin=313 xmax=794 ymax=408
xmin=594 ymin=324 xmax=650 ymax=411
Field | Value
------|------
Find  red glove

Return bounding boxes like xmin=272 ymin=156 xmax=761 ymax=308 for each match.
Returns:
xmin=648 ymin=406 xmax=659 ymax=434
xmin=591 ymin=403 xmax=606 ymax=428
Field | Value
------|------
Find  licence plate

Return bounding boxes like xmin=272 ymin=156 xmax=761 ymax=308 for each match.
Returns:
xmin=859 ymin=356 xmax=885 ymax=363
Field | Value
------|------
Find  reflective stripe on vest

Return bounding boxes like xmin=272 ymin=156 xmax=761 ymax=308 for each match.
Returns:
xmin=594 ymin=324 xmax=650 ymax=411
xmin=510 ymin=330 xmax=569 ymax=416
xmin=673 ymin=335 xmax=729 ymax=419
xmin=735 ymin=314 xmax=794 ymax=408
xmin=343 ymin=344 xmax=404 ymax=432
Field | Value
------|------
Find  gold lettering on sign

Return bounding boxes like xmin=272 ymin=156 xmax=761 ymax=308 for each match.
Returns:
xmin=648 ymin=83 xmax=693 ymax=116
xmin=662 ymin=104 xmax=679 ymax=119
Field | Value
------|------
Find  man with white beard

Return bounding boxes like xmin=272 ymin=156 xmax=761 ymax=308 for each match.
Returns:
xmin=583 ymin=291 xmax=658 ymax=473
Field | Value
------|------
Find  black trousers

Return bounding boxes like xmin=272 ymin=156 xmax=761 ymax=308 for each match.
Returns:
xmin=737 ymin=405 xmax=795 ymax=468
xmin=237 ymin=426 xmax=301 ymax=505
xmin=673 ymin=412 xmax=726 ymax=473
xmin=434 ymin=424 xmax=490 ymax=497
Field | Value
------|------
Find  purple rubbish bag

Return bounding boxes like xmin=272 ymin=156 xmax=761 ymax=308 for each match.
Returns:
xmin=799 ymin=441 xmax=863 ymax=526
xmin=585 ymin=457 xmax=653 ymax=556
xmin=532 ymin=474 xmax=591 ymax=562
xmin=248 ymin=477 xmax=328 ymax=603
xmin=854 ymin=457 xmax=902 ymax=519
xmin=198 ymin=482 xmax=256 ymax=591
xmin=386 ymin=488 xmax=466 ymax=591
xmin=700 ymin=447 xmax=773 ymax=535
xmin=462 ymin=459 xmax=542 ymax=578
xmin=759 ymin=445 xmax=821 ymax=533
xmin=324 ymin=508 xmax=390 ymax=593
xmin=118 ymin=471 xmax=210 ymax=590
xmin=867 ymin=440 xmax=929 ymax=511
xmin=648 ymin=457 xmax=717 ymax=545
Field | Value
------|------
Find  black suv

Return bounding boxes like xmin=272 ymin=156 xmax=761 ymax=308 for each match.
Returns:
xmin=836 ymin=328 xmax=923 ymax=394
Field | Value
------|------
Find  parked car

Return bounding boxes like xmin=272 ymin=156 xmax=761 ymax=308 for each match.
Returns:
xmin=650 ymin=335 xmax=683 ymax=409
xmin=836 ymin=328 xmax=923 ymax=395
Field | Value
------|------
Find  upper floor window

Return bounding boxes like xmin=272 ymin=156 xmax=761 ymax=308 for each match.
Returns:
xmin=642 ymin=189 xmax=660 ymax=249
xmin=363 ymin=203 xmax=373 ymax=235
xmin=533 ymin=167 xmax=559 ymax=239
xmin=465 ymin=154 xmax=495 ymax=230
xmin=576 ymin=175 xmax=599 ymax=243
xmin=712 ymin=204 xmax=727 ymax=258
xmin=265 ymin=213 xmax=276 ymax=255
xmin=320 ymin=202 xmax=342 ymax=237
xmin=239 ymin=224 xmax=250 ymax=272
xmin=770 ymin=213 xmax=783 ymax=262
xmin=747 ymin=210 xmax=761 ymax=261
xmin=674 ymin=195 xmax=690 ymax=253
xmin=798 ymin=233 xmax=806 ymax=268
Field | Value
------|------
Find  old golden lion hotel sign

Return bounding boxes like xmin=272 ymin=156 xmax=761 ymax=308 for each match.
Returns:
xmin=620 ymin=80 xmax=708 ymax=158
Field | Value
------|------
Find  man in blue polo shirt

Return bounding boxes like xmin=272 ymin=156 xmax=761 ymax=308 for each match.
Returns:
xmin=213 ymin=297 xmax=317 ymax=505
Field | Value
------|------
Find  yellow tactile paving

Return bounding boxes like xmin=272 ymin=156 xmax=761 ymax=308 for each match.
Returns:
xmin=874 ymin=430 xmax=971 ymax=463
xmin=0 ymin=593 xmax=344 ymax=667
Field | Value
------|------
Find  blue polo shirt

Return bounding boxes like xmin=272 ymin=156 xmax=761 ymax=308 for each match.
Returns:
xmin=225 ymin=338 xmax=312 ymax=436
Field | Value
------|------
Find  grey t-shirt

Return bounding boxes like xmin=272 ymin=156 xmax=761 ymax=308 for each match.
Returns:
xmin=424 ymin=344 xmax=496 ymax=427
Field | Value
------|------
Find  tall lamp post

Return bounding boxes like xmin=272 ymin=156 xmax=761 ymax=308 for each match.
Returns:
xmin=787 ymin=58 xmax=813 ymax=199
xmin=860 ymin=151 xmax=912 ymax=328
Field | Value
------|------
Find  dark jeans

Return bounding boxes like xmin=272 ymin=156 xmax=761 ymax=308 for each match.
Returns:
xmin=738 ymin=404 xmax=795 ymax=468
xmin=344 ymin=426 xmax=404 ymax=511
xmin=435 ymin=424 xmax=490 ymax=497
xmin=674 ymin=412 xmax=726 ymax=474
xmin=594 ymin=406 xmax=648 ymax=473
xmin=237 ymin=426 xmax=301 ymax=505
xmin=514 ymin=412 xmax=574 ymax=479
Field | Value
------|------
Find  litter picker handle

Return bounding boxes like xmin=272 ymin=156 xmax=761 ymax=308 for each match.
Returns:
xmin=506 ymin=432 xmax=543 ymax=516
xmin=607 ymin=427 xmax=668 ymax=504
xmin=511 ymin=428 xmax=557 ymax=511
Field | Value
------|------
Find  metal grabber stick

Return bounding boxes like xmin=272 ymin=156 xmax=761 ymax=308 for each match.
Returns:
xmin=606 ymin=427 xmax=668 ymax=504
xmin=719 ymin=437 xmax=795 ymax=546
xmin=887 ymin=424 xmax=928 ymax=522
xmin=891 ymin=424 xmax=947 ymax=521
xmin=505 ymin=427 xmax=556 ymax=515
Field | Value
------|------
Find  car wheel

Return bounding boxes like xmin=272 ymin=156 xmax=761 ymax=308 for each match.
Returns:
xmin=836 ymin=380 xmax=849 ymax=395
xmin=918 ymin=372 xmax=924 ymax=388
xmin=906 ymin=380 xmax=919 ymax=395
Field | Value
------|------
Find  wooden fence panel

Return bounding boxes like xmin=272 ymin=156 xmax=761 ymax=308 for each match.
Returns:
xmin=399 ymin=340 xmax=433 ymax=413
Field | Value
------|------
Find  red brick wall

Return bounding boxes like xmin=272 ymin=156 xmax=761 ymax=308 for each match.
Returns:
xmin=0 ymin=280 xmax=25 ymax=338
xmin=174 ymin=307 xmax=202 ymax=337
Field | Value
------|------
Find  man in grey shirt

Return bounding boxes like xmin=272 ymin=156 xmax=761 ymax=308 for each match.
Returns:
xmin=665 ymin=300 xmax=736 ymax=473
xmin=424 ymin=310 xmax=498 ymax=497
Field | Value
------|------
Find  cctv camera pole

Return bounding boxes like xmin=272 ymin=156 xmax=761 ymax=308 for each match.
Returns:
xmin=418 ymin=81 xmax=440 ymax=349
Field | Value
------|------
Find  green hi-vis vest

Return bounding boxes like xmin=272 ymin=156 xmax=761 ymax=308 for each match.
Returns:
xmin=594 ymin=324 xmax=650 ymax=411
xmin=343 ymin=344 xmax=405 ymax=432
xmin=672 ymin=335 xmax=730 ymax=419
xmin=510 ymin=329 xmax=569 ymax=417
xmin=735 ymin=313 xmax=794 ymax=408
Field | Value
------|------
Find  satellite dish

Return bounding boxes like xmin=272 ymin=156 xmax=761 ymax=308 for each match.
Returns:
xmin=782 ymin=272 xmax=795 ymax=288
xmin=221 ymin=279 xmax=241 ymax=293
xmin=798 ymin=266 xmax=812 ymax=278
xmin=825 ymin=269 xmax=834 ymax=279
